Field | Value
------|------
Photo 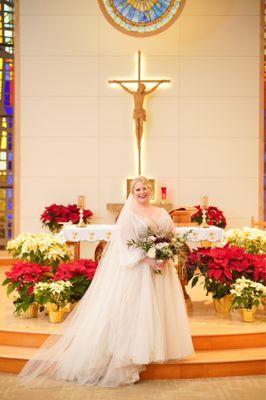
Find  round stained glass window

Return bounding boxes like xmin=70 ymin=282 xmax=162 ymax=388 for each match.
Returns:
xmin=98 ymin=0 xmax=186 ymax=37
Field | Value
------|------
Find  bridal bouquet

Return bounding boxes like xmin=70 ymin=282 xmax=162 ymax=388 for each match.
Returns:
xmin=127 ymin=229 xmax=189 ymax=274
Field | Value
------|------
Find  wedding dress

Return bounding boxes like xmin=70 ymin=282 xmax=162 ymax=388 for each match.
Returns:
xmin=19 ymin=195 xmax=194 ymax=387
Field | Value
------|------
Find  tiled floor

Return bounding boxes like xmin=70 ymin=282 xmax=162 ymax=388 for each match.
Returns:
xmin=0 ymin=374 xmax=265 ymax=400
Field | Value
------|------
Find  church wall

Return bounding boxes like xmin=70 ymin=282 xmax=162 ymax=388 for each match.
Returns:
xmin=18 ymin=0 xmax=260 ymax=234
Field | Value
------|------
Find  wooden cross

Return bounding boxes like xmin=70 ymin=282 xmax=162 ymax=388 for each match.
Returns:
xmin=108 ymin=51 xmax=170 ymax=175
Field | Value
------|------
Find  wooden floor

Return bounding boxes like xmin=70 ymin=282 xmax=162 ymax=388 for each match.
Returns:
xmin=0 ymin=264 xmax=265 ymax=379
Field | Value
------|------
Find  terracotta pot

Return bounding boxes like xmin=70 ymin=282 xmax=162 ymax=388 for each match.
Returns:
xmin=213 ymin=295 xmax=233 ymax=313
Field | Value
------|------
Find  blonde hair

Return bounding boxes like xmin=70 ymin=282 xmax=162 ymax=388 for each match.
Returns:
xmin=130 ymin=176 xmax=152 ymax=194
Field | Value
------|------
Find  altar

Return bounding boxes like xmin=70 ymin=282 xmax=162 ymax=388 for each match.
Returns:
xmin=59 ymin=224 xmax=224 ymax=261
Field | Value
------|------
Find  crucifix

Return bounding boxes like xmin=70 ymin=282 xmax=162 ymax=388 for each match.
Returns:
xmin=108 ymin=51 xmax=170 ymax=175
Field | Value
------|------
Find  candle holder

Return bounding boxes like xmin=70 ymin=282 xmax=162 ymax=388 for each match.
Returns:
xmin=77 ymin=195 xmax=87 ymax=227
xmin=161 ymin=186 xmax=167 ymax=205
xmin=200 ymin=206 xmax=209 ymax=228
xmin=77 ymin=207 xmax=87 ymax=227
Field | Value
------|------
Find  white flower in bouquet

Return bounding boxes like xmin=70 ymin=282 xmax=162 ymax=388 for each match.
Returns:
xmin=147 ymin=247 xmax=156 ymax=259
xmin=155 ymin=242 xmax=168 ymax=250
xmin=148 ymin=235 xmax=156 ymax=242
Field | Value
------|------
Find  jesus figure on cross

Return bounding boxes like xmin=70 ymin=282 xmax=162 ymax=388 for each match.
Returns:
xmin=109 ymin=51 xmax=170 ymax=175
xmin=112 ymin=80 xmax=167 ymax=159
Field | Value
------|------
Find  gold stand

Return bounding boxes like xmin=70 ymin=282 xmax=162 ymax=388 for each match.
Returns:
xmin=77 ymin=208 xmax=86 ymax=228
xmin=200 ymin=206 xmax=209 ymax=228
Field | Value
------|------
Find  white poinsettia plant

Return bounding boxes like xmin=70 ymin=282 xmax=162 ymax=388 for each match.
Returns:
xmin=224 ymin=227 xmax=266 ymax=255
xmin=7 ymin=232 xmax=71 ymax=268
xmin=33 ymin=280 xmax=72 ymax=310
xmin=230 ymin=277 xmax=266 ymax=310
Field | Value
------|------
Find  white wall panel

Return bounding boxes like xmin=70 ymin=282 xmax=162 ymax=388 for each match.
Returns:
xmin=19 ymin=0 xmax=261 ymax=232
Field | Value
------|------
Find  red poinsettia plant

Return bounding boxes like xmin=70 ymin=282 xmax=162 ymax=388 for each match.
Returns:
xmin=191 ymin=205 xmax=227 ymax=228
xmin=186 ymin=245 xmax=266 ymax=299
xmin=2 ymin=261 xmax=52 ymax=315
xmin=54 ymin=259 xmax=98 ymax=302
xmin=41 ymin=204 xmax=93 ymax=233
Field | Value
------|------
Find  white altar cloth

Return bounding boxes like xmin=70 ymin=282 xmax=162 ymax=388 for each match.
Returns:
xmin=59 ymin=224 xmax=223 ymax=246
xmin=59 ymin=224 xmax=115 ymax=242
xmin=174 ymin=226 xmax=224 ymax=244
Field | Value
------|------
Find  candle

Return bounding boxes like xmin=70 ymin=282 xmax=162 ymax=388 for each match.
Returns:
xmin=77 ymin=195 xmax=86 ymax=209
xmin=161 ymin=187 xmax=167 ymax=201
xmin=201 ymin=196 xmax=208 ymax=208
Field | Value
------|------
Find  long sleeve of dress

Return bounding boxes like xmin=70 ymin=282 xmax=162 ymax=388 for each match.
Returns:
xmin=116 ymin=210 xmax=145 ymax=269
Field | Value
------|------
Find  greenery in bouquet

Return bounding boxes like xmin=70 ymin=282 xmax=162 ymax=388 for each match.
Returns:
xmin=34 ymin=280 xmax=72 ymax=311
xmin=2 ymin=261 xmax=51 ymax=315
xmin=6 ymin=232 xmax=71 ymax=270
xmin=191 ymin=205 xmax=227 ymax=228
xmin=41 ymin=203 xmax=93 ymax=233
xmin=224 ymin=228 xmax=266 ymax=255
xmin=230 ymin=277 xmax=266 ymax=310
xmin=127 ymin=228 xmax=190 ymax=273
xmin=186 ymin=245 xmax=266 ymax=300
xmin=54 ymin=259 xmax=98 ymax=302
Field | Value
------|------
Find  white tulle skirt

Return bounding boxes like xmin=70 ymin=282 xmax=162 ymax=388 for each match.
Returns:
xmin=19 ymin=238 xmax=195 ymax=387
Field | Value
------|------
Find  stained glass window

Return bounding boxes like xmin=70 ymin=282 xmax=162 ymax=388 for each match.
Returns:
xmin=264 ymin=3 xmax=266 ymax=220
xmin=0 ymin=0 xmax=14 ymax=248
xmin=98 ymin=0 xmax=186 ymax=37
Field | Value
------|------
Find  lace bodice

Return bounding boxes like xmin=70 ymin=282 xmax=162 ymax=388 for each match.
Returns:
xmin=132 ymin=208 xmax=174 ymax=236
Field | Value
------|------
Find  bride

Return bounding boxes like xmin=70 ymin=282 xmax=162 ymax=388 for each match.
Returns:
xmin=19 ymin=176 xmax=195 ymax=387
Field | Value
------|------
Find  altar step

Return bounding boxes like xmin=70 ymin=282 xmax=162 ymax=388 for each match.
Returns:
xmin=0 ymin=329 xmax=265 ymax=351
xmin=0 ymin=255 xmax=13 ymax=266
xmin=0 ymin=344 xmax=265 ymax=378
xmin=141 ymin=347 xmax=266 ymax=380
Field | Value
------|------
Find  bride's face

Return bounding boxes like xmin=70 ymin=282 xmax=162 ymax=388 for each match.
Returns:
xmin=133 ymin=182 xmax=152 ymax=205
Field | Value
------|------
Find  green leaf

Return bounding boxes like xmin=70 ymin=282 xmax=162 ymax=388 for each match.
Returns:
xmin=2 ymin=278 xmax=11 ymax=286
xmin=191 ymin=276 xmax=199 ymax=288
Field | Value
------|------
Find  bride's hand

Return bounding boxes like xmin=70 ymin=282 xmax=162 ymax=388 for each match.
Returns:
xmin=141 ymin=257 xmax=169 ymax=269
xmin=141 ymin=256 xmax=157 ymax=267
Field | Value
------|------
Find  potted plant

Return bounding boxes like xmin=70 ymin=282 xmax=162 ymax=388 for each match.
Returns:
xmin=6 ymin=232 xmax=71 ymax=271
xmin=230 ymin=277 xmax=266 ymax=322
xmin=34 ymin=280 xmax=72 ymax=323
xmin=2 ymin=261 xmax=51 ymax=317
xmin=41 ymin=204 xmax=93 ymax=233
xmin=187 ymin=245 xmax=252 ymax=313
xmin=224 ymin=228 xmax=266 ymax=255
xmin=54 ymin=259 xmax=98 ymax=305
xmin=191 ymin=205 xmax=227 ymax=228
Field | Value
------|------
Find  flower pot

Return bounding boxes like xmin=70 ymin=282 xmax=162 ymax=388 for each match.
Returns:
xmin=48 ymin=310 xmax=64 ymax=323
xmin=45 ymin=302 xmax=58 ymax=312
xmin=213 ymin=295 xmax=233 ymax=313
xmin=261 ymin=297 xmax=266 ymax=310
xmin=22 ymin=303 xmax=39 ymax=318
xmin=61 ymin=303 xmax=72 ymax=313
xmin=240 ymin=307 xmax=257 ymax=322
xmin=49 ymin=225 xmax=62 ymax=234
